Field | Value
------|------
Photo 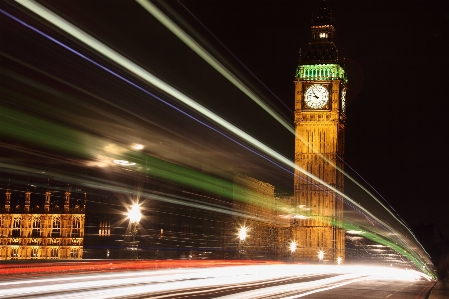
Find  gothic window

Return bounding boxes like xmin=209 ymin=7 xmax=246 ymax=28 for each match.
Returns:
xmin=51 ymin=247 xmax=58 ymax=258
xmin=32 ymin=247 xmax=38 ymax=258
xmin=52 ymin=217 xmax=60 ymax=237
xmin=72 ymin=217 xmax=81 ymax=237
xmin=11 ymin=247 xmax=18 ymax=259
xmin=32 ymin=217 xmax=40 ymax=237
xmin=12 ymin=217 xmax=20 ymax=237
xmin=319 ymin=32 xmax=327 ymax=38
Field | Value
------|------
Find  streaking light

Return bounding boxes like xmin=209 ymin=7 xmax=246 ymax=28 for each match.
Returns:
xmin=132 ymin=143 xmax=144 ymax=150
xmin=138 ymin=0 xmax=412 ymax=242
xmin=136 ymin=0 xmax=294 ymax=134
xmin=9 ymin=1 xmax=435 ymax=277
xmin=113 ymin=160 xmax=136 ymax=166
xmin=346 ymin=230 xmax=364 ymax=235
xmin=11 ymin=0 xmax=411 ymax=239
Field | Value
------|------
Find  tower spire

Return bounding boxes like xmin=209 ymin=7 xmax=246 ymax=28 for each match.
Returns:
xmin=312 ymin=0 xmax=334 ymax=26
xmin=302 ymin=0 xmax=338 ymax=64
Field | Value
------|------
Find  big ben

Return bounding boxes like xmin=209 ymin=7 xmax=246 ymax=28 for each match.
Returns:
xmin=293 ymin=0 xmax=346 ymax=262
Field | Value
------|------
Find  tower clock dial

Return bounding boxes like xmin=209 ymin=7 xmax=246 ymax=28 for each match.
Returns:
xmin=341 ymin=88 xmax=346 ymax=112
xmin=304 ymin=84 xmax=329 ymax=109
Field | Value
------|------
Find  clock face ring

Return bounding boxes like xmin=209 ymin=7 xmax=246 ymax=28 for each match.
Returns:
xmin=304 ymin=84 xmax=329 ymax=109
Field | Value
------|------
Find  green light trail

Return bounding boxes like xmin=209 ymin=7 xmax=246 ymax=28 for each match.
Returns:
xmin=0 ymin=104 xmax=275 ymax=220
xmin=12 ymin=0 xmax=435 ymax=276
xmin=0 ymin=103 xmax=434 ymax=277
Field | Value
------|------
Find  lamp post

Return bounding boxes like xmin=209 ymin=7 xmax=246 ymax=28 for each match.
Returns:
xmin=290 ymin=241 xmax=297 ymax=263
xmin=128 ymin=203 xmax=141 ymax=259
xmin=318 ymin=250 xmax=324 ymax=263
xmin=238 ymin=227 xmax=247 ymax=260
xmin=337 ymin=256 xmax=342 ymax=265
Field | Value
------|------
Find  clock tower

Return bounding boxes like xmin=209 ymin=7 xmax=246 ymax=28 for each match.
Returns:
xmin=293 ymin=0 xmax=346 ymax=263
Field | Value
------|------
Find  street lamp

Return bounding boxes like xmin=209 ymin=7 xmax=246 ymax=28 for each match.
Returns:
xmin=337 ymin=256 xmax=342 ymax=265
xmin=128 ymin=203 xmax=141 ymax=259
xmin=318 ymin=250 xmax=324 ymax=263
xmin=238 ymin=227 xmax=247 ymax=259
xmin=238 ymin=227 xmax=247 ymax=241
xmin=290 ymin=241 xmax=297 ymax=263
xmin=290 ymin=241 xmax=297 ymax=253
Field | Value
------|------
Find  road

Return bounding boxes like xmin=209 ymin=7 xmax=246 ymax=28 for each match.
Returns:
xmin=0 ymin=264 xmax=434 ymax=299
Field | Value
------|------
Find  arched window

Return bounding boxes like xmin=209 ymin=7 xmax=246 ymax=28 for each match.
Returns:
xmin=52 ymin=217 xmax=60 ymax=237
xmin=72 ymin=217 xmax=80 ymax=237
xmin=32 ymin=216 xmax=40 ymax=237
xmin=12 ymin=217 xmax=20 ymax=237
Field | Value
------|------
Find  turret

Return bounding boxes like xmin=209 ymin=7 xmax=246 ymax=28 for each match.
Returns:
xmin=5 ymin=188 xmax=11 ymax=212
xmin=64 ymin=185 xmax=70 ymax=213
xmin=25 ymin=190 xmax=31 ymax=212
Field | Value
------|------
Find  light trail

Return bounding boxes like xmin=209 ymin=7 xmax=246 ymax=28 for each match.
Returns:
xmin=139 ymin=0 xmax=434 ymax=271
xmin=133 ymin=1 xmax=429 ymax=266
xmin=7 ymin=1 xmax=434 ymax=276
xmin=175 ymin=0 xmax=294 ymax=114
xmin=0 ymin=264 xmax=432 ymax=299
xmin=0 ymin=159 xmax=269 ymax=223
xmin=0 ymin=4 xmax=412 ymax=270
xmin=11 ymin=0 xmax=394 ymax=243
xmin=136 ymin=0 xmax=293 ymax=134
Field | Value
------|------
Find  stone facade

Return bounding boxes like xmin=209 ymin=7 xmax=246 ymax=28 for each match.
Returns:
xmin=0 ymin=189 xmax=85 ymax=260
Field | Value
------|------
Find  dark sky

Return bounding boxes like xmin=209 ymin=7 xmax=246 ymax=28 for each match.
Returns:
xmin=1 ymin=0 xmax=449 ymax=240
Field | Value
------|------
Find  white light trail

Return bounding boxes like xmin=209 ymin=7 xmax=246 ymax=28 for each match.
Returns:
xmin=13 ymin=0 xmax=433 ymax=274
xmin=0 ymin=265 xmax=431 ymax=299
xmin=15 ymin=0 xmax=388 ymax=240
xmin=136 ymin=0 xmax=293 ymax=135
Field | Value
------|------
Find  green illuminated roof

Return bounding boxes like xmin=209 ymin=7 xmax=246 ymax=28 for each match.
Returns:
xmin=296 ymin=64 xmax=347 ymax=83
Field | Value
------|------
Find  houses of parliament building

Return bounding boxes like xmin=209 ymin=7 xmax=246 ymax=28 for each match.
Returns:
xmin=0 ymin=181 xmax=85 ymax=260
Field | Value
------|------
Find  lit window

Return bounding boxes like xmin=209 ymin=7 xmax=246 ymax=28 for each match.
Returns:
xmin=319 ymin=32 xmax=327 ymax=38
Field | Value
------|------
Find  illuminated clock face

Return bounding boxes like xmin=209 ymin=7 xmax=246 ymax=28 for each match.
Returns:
xmin=304 ymin=85 xmax=329 ymax=109
xmin=341 ymin=88 xmax=346 ymax=112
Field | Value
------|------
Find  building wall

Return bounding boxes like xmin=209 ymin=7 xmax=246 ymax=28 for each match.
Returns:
xmin=227 ymin=174 xmax=294 ymax=260
xmin=0 ymin=189 xmax=85 ymax=260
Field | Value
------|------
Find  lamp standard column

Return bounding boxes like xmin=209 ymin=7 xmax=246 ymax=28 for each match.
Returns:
xmin=128 ymin=203 xmax=141 ymax=259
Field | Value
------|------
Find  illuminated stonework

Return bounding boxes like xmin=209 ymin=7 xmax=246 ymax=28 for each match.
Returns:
xmin=0 ymin=189 xmax=85 ymax=260
xmin=293 ymin=0 xmax=346 ymax=263
xmin=227 ymin=174 xmax=292 ymax=259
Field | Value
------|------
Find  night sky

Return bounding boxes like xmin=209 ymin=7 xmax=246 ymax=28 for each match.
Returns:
xmin=1 ymin=0 xmax=449 ymax=244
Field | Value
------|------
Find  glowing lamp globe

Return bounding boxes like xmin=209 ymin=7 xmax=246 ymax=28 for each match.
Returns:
xmin=290 ymin=241 xmax=297 ymax=253
xmin=128 ymin=203 xmax=141 ymax=223
xmin=238 ymin=227 xmax=247 ymax=241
